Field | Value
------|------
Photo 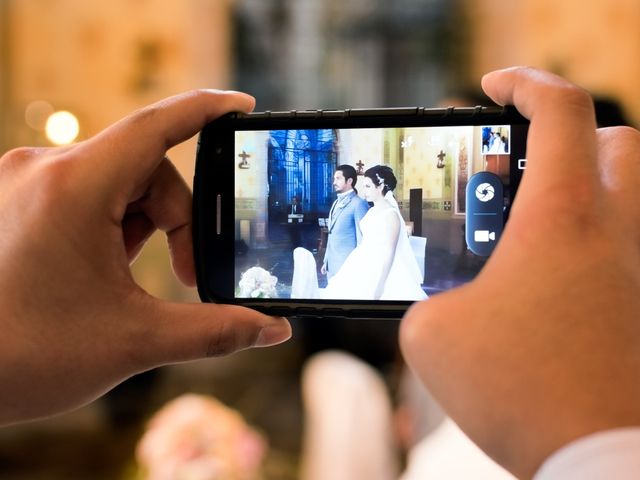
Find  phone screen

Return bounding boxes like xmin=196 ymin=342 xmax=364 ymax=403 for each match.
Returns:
xmin=231 ymin=124 xmax=526 ymax=302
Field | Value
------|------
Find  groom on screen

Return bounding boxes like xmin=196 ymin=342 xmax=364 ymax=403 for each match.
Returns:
xmin=321 ymin=165 xmax=370 ymax=279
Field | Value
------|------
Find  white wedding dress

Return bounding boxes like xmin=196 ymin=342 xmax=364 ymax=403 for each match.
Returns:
xmin=292 ymin=193 xmax=427 ymax=301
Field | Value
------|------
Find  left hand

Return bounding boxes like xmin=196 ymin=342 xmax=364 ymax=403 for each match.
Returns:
xmin=0 ymin=90 xmax=291 ymax=425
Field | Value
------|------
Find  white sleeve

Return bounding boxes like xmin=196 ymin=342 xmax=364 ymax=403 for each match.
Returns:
xmin=534 ymin=427 xmax=640 ymax=480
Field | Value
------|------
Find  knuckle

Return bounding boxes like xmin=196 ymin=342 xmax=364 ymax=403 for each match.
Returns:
xmin=205 ymin=317 xmax=240 ymax=357
xmin=0 ymin=147 xmax=75 ymax=198
xmin=0 ymin=147 xmax=41 ymax=167
xmin=605 ymin=125 xmax=640 ymax=144
xmin=129 ymin=104 xmax=161 ymax=126
xmin=187 ymin=88 xmax=241 ymax=111
xmin=137 ymin=90 xmax=210 ymax=120
xmin=564 ymin=83 xmax=592 ymax=103
xmin=29 ymin=153 xmax=81 ymax=204
xmin=189 ymin=89 xmax=231 ymax=113
xmin=597 ymin=126 xmax=640 ymax=153
xmin=555 ymin=84 xmax=594 ymax=114
xmin=399 ymin=300 xmax=435 ymax=352
xmin=187 ymin=88 xmax=215 ymax=103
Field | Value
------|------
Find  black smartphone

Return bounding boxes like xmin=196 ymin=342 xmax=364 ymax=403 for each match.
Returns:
xmin=194 ymin=106 xmax=528 ymax=319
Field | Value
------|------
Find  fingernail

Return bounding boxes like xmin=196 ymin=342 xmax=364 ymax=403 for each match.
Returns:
xmin=255 ymin=319 xmax=292 ymax=347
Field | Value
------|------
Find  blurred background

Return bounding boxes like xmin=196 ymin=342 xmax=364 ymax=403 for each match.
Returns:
xmin=0 ymin=0 xmax=638 ymax=478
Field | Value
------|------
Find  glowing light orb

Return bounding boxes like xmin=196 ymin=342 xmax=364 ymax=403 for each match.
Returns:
xmin=25 ymin=100 xmax=54 ymax=131
xmin=45 ymin=111 xmax=80 ymax=145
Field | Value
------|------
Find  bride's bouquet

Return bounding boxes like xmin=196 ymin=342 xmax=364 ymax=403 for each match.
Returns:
xmin=237 ymin=266 xmax=279 ymax=298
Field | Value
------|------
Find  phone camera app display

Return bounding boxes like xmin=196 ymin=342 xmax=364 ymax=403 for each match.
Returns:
xmin=466 ymin=171 xmax=504 ymax=256
xmin=232 ymin=125 xmax=515 ymax=301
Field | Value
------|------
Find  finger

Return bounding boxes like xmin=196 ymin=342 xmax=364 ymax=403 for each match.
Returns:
xmin=122 ymin=212 xmax=155 ymax=262
xmin=400 ymin=284 xmax=534 ymax=472
xmin=596 ymin=126 xmax=640 ymax=233
xmin=129 ymin=157 xmax=196 ymax=285
xmin=481 ymin=67 xmax=599 ymax=195
xmin=78 ymin=89 xmax=255 ymax=191
xmin=0 ymin=146 xmax=73 ymax=177
xmin=134 ymin=300 xmax=292 ymax=368
xmin=400 ymin=287 xmax=486 ymax=419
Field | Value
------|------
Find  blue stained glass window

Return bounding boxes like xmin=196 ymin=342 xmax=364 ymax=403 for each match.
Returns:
xmin=268 ymin=129 xmax=337 ymax=219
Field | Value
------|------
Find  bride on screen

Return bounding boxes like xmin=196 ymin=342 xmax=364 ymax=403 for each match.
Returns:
xmin=292 ymin=165 xmax=427 ymax=301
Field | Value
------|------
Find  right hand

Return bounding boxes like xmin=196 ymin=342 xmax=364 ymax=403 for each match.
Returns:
xmin=400 ymin=67 xmax=640 ymax=479
xmin=320 ymin=264 xmax=327 ymax=276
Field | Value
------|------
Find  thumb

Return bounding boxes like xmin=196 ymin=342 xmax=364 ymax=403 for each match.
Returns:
xmin=400 ymin=284 xmax=482 ymax=400
xmin=135 ymin=300 xmax=292 ymax=369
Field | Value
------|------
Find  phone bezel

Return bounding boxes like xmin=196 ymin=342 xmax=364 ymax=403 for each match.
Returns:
xmin=194 ymin=106 xmax=528 ymax=319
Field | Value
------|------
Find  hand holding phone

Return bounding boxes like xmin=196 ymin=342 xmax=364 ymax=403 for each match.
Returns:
xmin=401 ymin=67 xmax=640 ymax=478
xmin=0 ymin=90 xmax=292 ymax=426
xmin=194 ymin=106 xmax=528 ymax=319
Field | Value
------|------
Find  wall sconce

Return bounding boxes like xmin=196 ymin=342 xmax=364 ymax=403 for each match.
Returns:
xmin=356 ymin=159 xmax=365 ymax=175
xmin=436 ymin=149 xmax=446 ymax=168
xmin=238 ymin=150 xmax=251 ymax=169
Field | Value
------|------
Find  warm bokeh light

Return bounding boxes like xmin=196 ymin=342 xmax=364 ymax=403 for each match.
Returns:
xmin=24 ymin=100 xmax=54 ymax=131
xmin=45 ymin=110 xmax=80 ymax=145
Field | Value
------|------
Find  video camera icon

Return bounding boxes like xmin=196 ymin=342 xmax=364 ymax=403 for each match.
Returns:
xmin=474 ymin=230 xmax=496 ymax=242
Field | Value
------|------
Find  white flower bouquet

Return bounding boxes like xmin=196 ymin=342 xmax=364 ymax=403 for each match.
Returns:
xmin=136 ymin=394 xmax=268 ymax=480
xmin=237 ymin=267 xmax=278 ymax=298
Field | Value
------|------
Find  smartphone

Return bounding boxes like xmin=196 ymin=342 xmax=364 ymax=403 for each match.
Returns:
xmin=194 ymin=106 xmax=528 ymax=319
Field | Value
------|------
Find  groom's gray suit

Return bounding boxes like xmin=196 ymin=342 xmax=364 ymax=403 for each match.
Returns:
xmin=323 ymin=190 xmax=370 ymax=278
